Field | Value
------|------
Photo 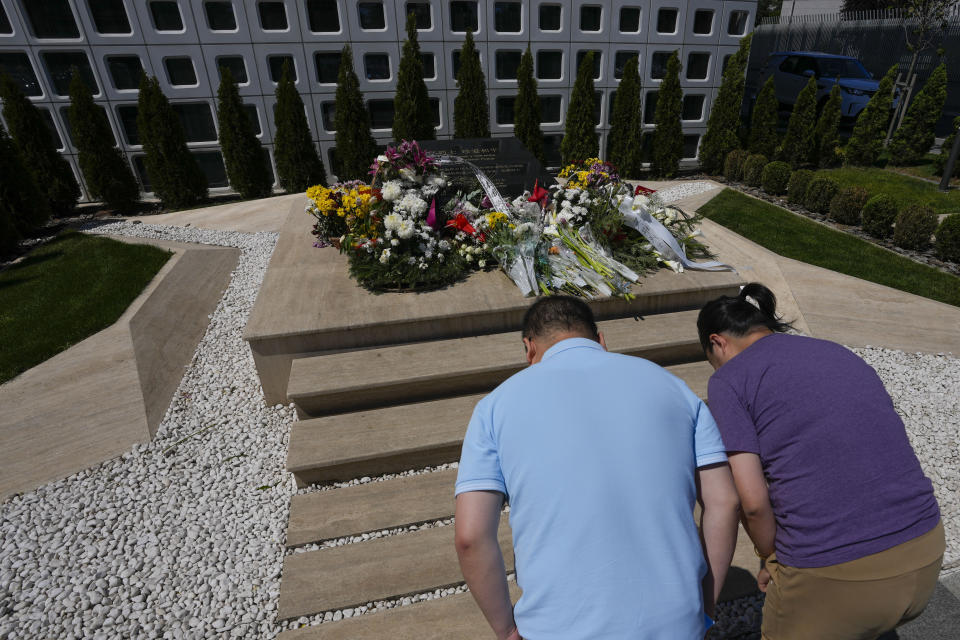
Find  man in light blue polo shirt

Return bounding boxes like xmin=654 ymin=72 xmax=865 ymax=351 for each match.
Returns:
xmin=455 ymin=296 xmax=739 ymax=639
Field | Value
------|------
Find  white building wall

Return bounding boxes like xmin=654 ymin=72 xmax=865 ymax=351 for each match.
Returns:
xmin=0 ymin=0 xmax=755 ymax=199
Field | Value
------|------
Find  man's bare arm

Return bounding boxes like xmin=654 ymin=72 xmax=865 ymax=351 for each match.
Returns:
xmin=455 ymin=491 xmax=519 ymax=640
xmin=696 ymin=462 xmax=740 ymax=618
xmin=727 ymin=452 xmax=776 ymax=557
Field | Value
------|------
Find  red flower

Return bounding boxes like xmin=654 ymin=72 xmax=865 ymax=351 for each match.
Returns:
xmin=635 ymin=184 xmax=657 ymax=195
xmin=528 ymin=180 xmax=550 ymax=208
xmin=446 ymin=213 xmax=477 ymax=236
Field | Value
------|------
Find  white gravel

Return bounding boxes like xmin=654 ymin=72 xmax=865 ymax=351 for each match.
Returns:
xmin=0 ymin=217 xmax=956 ymax=640
xmin=653 ymin=180 xmax=719 ymax=205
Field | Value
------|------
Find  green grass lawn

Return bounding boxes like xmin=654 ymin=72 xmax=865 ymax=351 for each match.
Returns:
xmin=820 ymin=166 xmax=960 ymax=215
xmin=0 ymin=231 xmax=171 ymax=384
xmin=699 ymin=189 xmax=960 ymax=308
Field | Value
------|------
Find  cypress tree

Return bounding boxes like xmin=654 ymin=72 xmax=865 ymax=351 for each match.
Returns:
xmin=393 ymin=12 xmax=434 ymax=142
xmin=846 ymin=64 xmax=898 ymax=167
xmin=748 ymin=75 xmax=779 ymax=158
xmin=814 ymin=83 xmax=842 ymax=168
xmin=453 ymin=31 xmax=490 ymax=138
xmin=651 ymin=51 xmax=684 ymax=178
xmin=0 ymin=123 xmax=49 ymax=249
xmin=67 ymin=68 xmax=139 ymax=212
xmin=699 ymin=34 xmax=752 ymax=174
xmin=216 ymin=66 xmax=273 ymax=199
xmin=778 ymin=75 xmax=818 ymax=167
xmin=888 ymin=62 xmax=947 ymax=165
xmin=333 ymin=44 xmax=377 ymax=181
xmin=273 ymin=60 xmax=326 ymax=191
xmin=0 ymin=73 xmax=79 ymax=216
xmin=561 ymin=51 xmax=599 ymax=165
xmin=334 ymin=45 xmax=378 ymax=181
xmin=137 ymin=73 xmax=207 ymax=208
xmin=607 ymin=55 xmax=642 ymax=176
xmin=514 ymin=45 xmax=544 ymax=163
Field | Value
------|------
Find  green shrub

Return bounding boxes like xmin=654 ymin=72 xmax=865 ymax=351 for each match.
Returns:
xmin=846 ymin=64 xmax=898 ymax=166
xmin=273 ymin=60 xmax=326 ymax=192
xmin=934 ymin=214 xmax=960 ymax=262
xmin=861 ymin=194 xmax=898 ymax=238
xmin=803 ymin=175 xmax=840 ymax=214
xmin=514 ymin=45 xmax=544 ymax=164
xmin=814 ymin=84 xmax=842 ymax=168
xmin=216 ymin=67 xmax=273 ymax=199
xmin=453 ymin=31 xmax=490 ymax=139
xmin=393 ymin=12 xmax=435 ymax=142
xmin=0 ymin=122 xmax=49 ymax=239
xmin=778 ymin=75 xmax=818 ymax=168
xmin=607 ymin=54 xmax=641 ymax=176
xmin=761 ymin=161 xmax=792 ymax=195
xmin=749 ymin=76 xmax=779 ymax=159
xmin=700 ymin=34 xmax=751 ymax=174
xmin=743 ymin=154 xmax=768 ymax=187
xmin=650 ymin=51 xmax=683 ymax=178
xmin=889 ymin=63 xmax=947 ymax=165
xmin=787 ymin=169 xmax=814 ymax=204
xmin=893 ymin=204 xmax=938 ymax=250
xmin=334 ymin=45 xmax=378 ymax=181
xmin=723 ymin=149 xmax=750 ymax=182
xmin=829 ymin=186 xmax=870 ymax=225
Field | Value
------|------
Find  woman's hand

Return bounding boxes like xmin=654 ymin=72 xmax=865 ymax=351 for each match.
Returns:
xmin=757 ymin=567 xmax=772 ymax=593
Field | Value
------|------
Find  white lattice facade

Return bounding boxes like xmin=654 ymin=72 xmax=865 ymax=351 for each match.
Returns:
xmin=0 ymin=0 xmax=754 ymax=199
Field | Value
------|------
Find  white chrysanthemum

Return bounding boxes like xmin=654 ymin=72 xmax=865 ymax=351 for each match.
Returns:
xmin=543 ymin=224 xmax=558 ymax=236
xmin=478 ymin=259 xmax=487 ymax=268
xmin=376 ymin=154 xmax=388 ymax=163
xmin=561 ymin=200 xmax=573 ymax=210
xmin=565 ymin=189 xmax=579 ymax=200
xmin=427 ymin=175 xmax=446 ymax=188
xmin=556 ymin=211 xmax=572 ymax=225
xmin=438 ymin=239 xmax=451 ymax=251
xmin=382 ymin=180 xmax=403 ymax=201
xmin=379 ymin=248 xmax=392 ymax=264
xmin=399 ymin=193 xmax=428 ymax=215
xmin=398 ymin=219 xmax=416 ymax=239
xmin=572 ymin=206 xmax=587 ymax=216
xmin=391 ymin=238 xmax=399 ymax=246
xmin=384 ymin=212 xmax=403 ymax=231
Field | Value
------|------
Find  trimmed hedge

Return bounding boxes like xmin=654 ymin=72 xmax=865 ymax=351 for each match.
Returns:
xmin=861 ymin=194 xmax=898 ymax=239
xmin=787 ymin=169 xmax=815 ymax=205
xmin=803 ymin=175 xmax=840 ymax=214
xmin=935 ymin=214 xmax=960 ymax=262
xmin=723 ymin=149 xmax=750 ymax=182
xmin=761 ymin=161 xmax=792 ymax=195
xmin=893 ymin=205 xmax=938 ymax=251
xmin=743 ymin=154 xmax=768 ymax=187
xmin=829 ymin=186 xmax=870 ymax=225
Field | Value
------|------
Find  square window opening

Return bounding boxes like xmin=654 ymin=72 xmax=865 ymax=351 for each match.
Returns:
xmin=494 ymin=2 xmax=522 ymax=33
xmin=217 ymin=56 xmax=248 ymax=84
xmin=364 ymin=53 xmax=390 ymax=81
xmin=580 ymin=5 xmax=601 ymax=32
xmin=576 ymin=50 xmax=602 ymax=80
xmin=644 ymin=91 xmax=658 ymax=124
xmin=89 ymin=0 xmax=132 ymax=34
xmin=150 ymin=1 xmax=184 ymax=32
xmin=0 ymin=53 xmax=41 ymax=96
xmin=656 ymin=8 xmax=678 ymax=34
xmin=268 ymin=55 xmax=295 ymax=83
xmin=193 ymin=151 xmax=228 ymax=187
xmin=539 ymin=4 xmax=561 ymax=31
xmin=537 ymin=50 xmax=562 ymax=80
xmin=592 ymin=91 xmax=601 ymax=125
xmin=430 ymin=98 xmax=441 ymax=127
xmin=421 ymin=52 xmax=435 ymax=79
xmin=321 ymin=101 xmax=336 ymax=131
xmin=165 ymin=57 xmax=198 ymax=86
xmin=619 ymin=7 xmax=640 ymax=33
xmin=450 ymin=1 xmax=478 ymax=33
xmin=205 ymin=1 xmax=237 ymax=31
xmin=258 ymin=1 xmax=288 ymax=31
xmin=406 ymin=3 xmax=432 ymax=30
xmin=307 ymin=0 xmax=340 ymax=32
xmin=314 ymin=52 xmax=342 ymax=84
xmin=495 ymin=50 xmax=521 ymax=80
xmin=728 ymin=10 xmax=749 ymax=36
xmin=43 ymin=51 xmax=99 ymax=96
xmin=41 ymin=108 xmax=64 ymax=149
xmin=243 ymin=104 xmax=261 ymax=135
xmin=173 ymin=103 xmax=217 ymax=143
xmin=540 ymin=95 xmax=561 ymax=123
xmin=682 ymin=94 xmax=705 ymax=121
xmin=368 ymin=99 xmax=394 ymax=129
xmin=0 ymin=4 xmax=12 ymax=35
xmin=23 ymin=0 xmax=80 ymax=38
xmin=357 ymin=2 xmax=385 ymax=30
xmin=117 ymin=105 xmax=140 ymax=145
xmin=693 ymin=10 xmax=713 ymax=35
xmin=496 ymin=96 xmax=515 ymax=125
xmin=614 ymin=51 xmax=639 ymax=80
xmin=683 ymin=134 xmax=700 ymax=160
xmin=650 ymin=51 xmax=670 ymax=80
xmin=107 ymin=55 xmax=143 ymax=91
xmin=686 ymin=52 xmax=710 ymax=80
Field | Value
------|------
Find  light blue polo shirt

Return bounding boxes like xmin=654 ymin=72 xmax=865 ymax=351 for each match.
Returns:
xmin=456 ymin=338 xmax=727 ymax=639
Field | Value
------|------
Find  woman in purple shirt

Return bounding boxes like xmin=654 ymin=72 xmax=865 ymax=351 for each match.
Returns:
xmin=697 ymin=283 xmax=944 ymax=639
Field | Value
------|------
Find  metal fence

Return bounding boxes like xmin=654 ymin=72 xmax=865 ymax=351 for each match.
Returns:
xmin=748 ymin=9 xmax=960 ymax=135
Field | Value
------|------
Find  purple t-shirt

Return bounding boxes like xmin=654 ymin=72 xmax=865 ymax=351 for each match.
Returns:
xmin=708 ymin=333 xmax=939 ymax=568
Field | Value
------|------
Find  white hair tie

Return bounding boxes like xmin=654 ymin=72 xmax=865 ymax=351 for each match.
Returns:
xmin=744 ymin=295 xmax=761 ymax=310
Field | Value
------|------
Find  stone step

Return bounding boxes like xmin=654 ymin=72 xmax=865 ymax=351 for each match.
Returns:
xmin=287 ymin=361 xmax=713 ymax=487
xmin=288 ymin=310 xmax=705 ymax=417
xmin=278 ymin=521 xmax=513 ymax=621
xmin=286 ymin=469 xmax=458 ymax=548
xmin=277 ymin=585 xmax=521 ymax=640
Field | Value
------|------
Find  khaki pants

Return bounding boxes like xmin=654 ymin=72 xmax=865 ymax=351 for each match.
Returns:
xmin=761 ymin=521 xmax=945 ymax=640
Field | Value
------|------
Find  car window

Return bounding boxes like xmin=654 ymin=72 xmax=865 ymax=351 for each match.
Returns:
xmin=779 ymin=56 xmax=798 ymax=74
xmin=818 ymin=58 xmax=871 ymax=79
xmin=795 ymin=57 xmax=819 ymax=77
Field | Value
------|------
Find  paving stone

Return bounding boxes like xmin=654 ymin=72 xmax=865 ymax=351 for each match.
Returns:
xmin=278 ymin=522 xmax=513 ymax=620
xmin=277 ymin=586 xmax=521 ymax=640
xmin=288 ymin=311 xmax=705 ymax=417
xmin=286 ymin=469 xmax=459 ymax=548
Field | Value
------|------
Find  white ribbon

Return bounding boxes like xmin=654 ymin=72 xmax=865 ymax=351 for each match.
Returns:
xmin=617 ymin=196 xmax=734 ymax=272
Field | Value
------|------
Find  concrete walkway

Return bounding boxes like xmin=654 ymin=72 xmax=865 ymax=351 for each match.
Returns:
xmin=129 ymin=193 xmax=300 ymax=233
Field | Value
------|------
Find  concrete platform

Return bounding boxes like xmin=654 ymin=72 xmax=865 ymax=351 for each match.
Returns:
xmin=244 ymin=197 xmax=742 ymax=405
xmin=278 ymin=521 xmax=514 ymax=620
xmin=0 ymin=237 xmax=238 ymax=500
xmin=129 ymin=193 xmax=300 ymax=233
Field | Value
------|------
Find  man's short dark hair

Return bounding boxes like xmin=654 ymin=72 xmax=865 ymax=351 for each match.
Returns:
xmin=522 ymin=296 xmax=599 ymax=340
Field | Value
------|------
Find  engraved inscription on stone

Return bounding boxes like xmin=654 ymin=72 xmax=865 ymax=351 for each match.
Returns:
xmin=417 ymin=138 xmax=550 ymax=198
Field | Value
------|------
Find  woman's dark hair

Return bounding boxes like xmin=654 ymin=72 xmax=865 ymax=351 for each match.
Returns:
xmin=522 ymin=295 xmax=599 ymax=340
xmin=696 ymin=283 xmax=794 ymax=353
